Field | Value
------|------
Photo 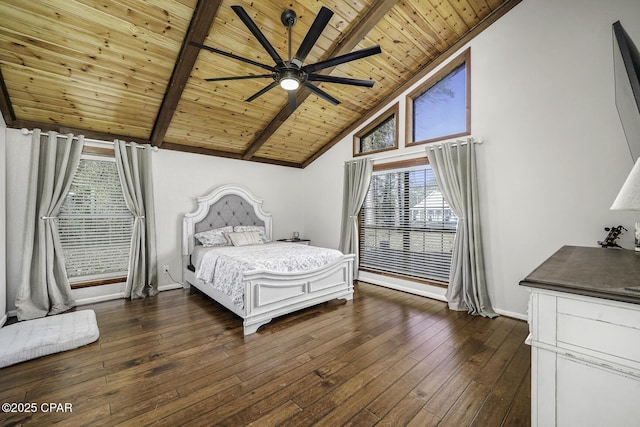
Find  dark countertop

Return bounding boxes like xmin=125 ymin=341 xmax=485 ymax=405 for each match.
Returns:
xmin=519 ymin=245 xmax=640 ymax=305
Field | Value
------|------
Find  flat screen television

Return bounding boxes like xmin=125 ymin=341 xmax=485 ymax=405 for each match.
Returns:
xmin=613 ymin=21 xmax=640 ymax=163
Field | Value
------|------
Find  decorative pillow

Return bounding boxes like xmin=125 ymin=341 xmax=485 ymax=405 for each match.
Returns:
xmin=194 ymin=226 xmax=233 ymax=247
xmin=233 ymin=225 xmax=269 ymax=242
xmin=226 ymin=231 xmax=264 ymax=247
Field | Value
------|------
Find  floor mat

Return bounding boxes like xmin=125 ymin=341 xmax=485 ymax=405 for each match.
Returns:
xmin=0 ymin=310 xmax=99 ymax=368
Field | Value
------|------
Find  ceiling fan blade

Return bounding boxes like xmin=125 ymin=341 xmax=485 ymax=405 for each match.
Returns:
xmin=246 ymin=81 xmax=279 ymax=102
xmin=302 ymin=45 xmax=382 ymax=74
xmin=231 ymin=6 xmax=285 ymax=67
xmin=288 ymin=90 xmax=298 ymax=111
xmin=307 ymin=74 xmax=375 ymax=87
xmin=291 ymin=6 xmax=334 ymax=67
xmin=190 ymin=42 xmax=275 ymax=72
xmin=303 ymin=82 xmax=340 ymax=105
xmin=205 ymin=74 xmax=275 ymax=82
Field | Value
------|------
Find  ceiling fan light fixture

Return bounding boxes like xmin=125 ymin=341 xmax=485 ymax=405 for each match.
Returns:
xmin=279 ymin=69 xmax=300 ymax=90
xmin=280 ymin=77 xmax=299 ymax=91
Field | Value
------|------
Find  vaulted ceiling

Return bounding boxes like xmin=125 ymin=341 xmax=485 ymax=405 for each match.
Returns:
xmin=0 ymin=0 xmax=520 ymax=168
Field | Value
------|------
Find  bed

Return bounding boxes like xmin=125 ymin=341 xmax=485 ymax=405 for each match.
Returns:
xmin=182 ymin=184 xmax=355 ymax=335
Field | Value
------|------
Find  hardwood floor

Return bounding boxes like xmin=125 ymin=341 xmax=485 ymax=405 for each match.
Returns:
xmin=0 ymin=282 xmax=531 ymax=426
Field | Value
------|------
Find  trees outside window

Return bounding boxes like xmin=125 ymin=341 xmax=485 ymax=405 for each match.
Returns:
xmin=354 ymin=103 xmax=399 ymax=156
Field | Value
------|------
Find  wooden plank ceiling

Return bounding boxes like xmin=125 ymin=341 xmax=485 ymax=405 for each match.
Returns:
xmin=0 ymin=0 xmax=519 ymax=168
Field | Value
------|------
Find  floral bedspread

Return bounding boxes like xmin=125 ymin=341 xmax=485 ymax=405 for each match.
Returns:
xmin=195 ymin=242 xmax=344 ymax=309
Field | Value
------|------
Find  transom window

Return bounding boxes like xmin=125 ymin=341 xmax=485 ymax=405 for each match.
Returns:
xmin=359 ymin=159 xmax=457 ymax=284
xmin=407 ymin=48 xmax=470 ymax=146
xmin=354 ymin=103 xmax=399 ymax=156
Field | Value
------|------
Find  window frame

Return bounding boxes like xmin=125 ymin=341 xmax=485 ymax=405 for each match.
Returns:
xmin=58 ymin=146 xmax=132 ymax=289
xmin=406 ymin=48 xmax=471 ymax=147
xmin=358 ymin=157 xmax=457 ymax=287
xmin=353 ymin=103 xmax=399 ymax=156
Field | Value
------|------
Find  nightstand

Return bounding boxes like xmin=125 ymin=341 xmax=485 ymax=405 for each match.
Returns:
xmin=276 ymin=238 xmax=310 ymax=245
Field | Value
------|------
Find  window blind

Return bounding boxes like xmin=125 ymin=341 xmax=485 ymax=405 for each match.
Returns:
xmin=359 ymin=164 xmax=457 ymax=283
xmin=58 ymin=158 xmax=133 ymax=281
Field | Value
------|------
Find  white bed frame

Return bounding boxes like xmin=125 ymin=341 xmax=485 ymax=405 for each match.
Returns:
xmin=182 ymin=184 xmax=354 ymax=335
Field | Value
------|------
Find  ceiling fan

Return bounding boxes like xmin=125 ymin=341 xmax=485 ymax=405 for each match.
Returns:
xmin=190 ymin=5 xmax=382 ymax=111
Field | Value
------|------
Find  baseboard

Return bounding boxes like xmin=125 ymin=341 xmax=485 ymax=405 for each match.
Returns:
xmin=75 ymin=292 xmax=126 ymax=306
xmin=493 ymin=307 xmax=528 ymax=321
xmin=0 ymin=313 xmax=7 ymax=328
xmin=358 ymin=277 xmax=447 ymax=302
xmin=75 ymin=284 xmax=183 ymax=306
xmin=159 ymin=283 xmax=183 ymax=291
xmin=359 ymin=278 xmax=528 ymax=321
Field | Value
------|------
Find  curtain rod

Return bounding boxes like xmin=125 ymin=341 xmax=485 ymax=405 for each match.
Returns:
xmin=20 ymin=128 xmax=158 ymax=151
xmin=370 ymin=137 xmax=484 ymax=162
xmin=424 ymin=137 xmax=484 ymax=152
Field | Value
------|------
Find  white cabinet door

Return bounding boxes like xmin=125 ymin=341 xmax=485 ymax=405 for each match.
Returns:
xmin=556 ymin=355 xmax=640 ymax=427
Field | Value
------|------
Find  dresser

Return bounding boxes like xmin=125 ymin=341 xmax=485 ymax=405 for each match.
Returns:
xmin=520 ymin=246 xmax=640 ymax=427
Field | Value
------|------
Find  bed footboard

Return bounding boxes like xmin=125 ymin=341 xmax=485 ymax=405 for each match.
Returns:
xmin=242 ymin=254 xmax=355 ymax=335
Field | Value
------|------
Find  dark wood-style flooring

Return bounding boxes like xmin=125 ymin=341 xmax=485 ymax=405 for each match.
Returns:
xmin=0 ymin=282 xmax=531 ymax=426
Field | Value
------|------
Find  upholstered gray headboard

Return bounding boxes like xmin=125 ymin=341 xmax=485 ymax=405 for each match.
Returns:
xmin=183 ymin=185 xmax=273 ymax=255
xmin=193 ymin=194 xmax=265 ymax=238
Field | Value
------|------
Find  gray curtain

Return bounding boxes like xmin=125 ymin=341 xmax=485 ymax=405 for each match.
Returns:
xmin=16 ymin=130 xmax=84 ymax=320
xmin=114 ymin=140 xmax=158 ymax=298
xmin=339 ymin=158 xmax=373 ymax=278
xmin=426 ymin=139 xmax=496 ymax=317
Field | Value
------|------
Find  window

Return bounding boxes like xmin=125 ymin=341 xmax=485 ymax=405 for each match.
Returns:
xmin=354 ymin=103 xmax=399 ymax=156
xmin=407 ymin=49 xmax=470 ymax=146
xmin=58 ymin=155 xmax=133 ymax=287
xmin=359 ymin=159 xmax=457 ymax=284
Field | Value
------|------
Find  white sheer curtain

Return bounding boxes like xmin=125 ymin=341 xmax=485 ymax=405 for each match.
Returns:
xmin=16 ymin=130 xmax=84 ymax=320
xmin=339 ymin=158 xmax=373 ymax=278
xmin=426 ymin=139 xmax=496 ymax=317
xmin=114 ymin=140 xmax=158 ymax=298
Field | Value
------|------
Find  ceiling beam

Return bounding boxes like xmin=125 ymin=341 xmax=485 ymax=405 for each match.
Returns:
xmin=160 ymin=142 xmax=302 ymax=168
xmin=241 ymin=0 xmax=398 ymax=161
xmin=0 ymin=67 xmax=16 ymax=127
xmin=150 ymin=0 xmax=222 ymax=147
xmin=301 ymin=0 xmax=523 ymax=168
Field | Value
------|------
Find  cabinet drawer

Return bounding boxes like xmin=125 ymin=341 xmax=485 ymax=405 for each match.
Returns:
xmin=557 ymin=298 xmax=640 ymax=366
xmin=558 ymin=297 xmax=640 ymax=328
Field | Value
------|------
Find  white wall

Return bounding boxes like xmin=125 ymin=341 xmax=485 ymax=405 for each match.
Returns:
xmin=302 ymin=138 xmax=352 ymax=251
xmin=152 ymin=148 xmax=305 ymax=287
xmin=303 ymin=0 xmax=640 ymax=318
xmin=4 ymin=129 xmax=303 ymax=312
xmin=0 ymin=115 xmax=6 ymax=326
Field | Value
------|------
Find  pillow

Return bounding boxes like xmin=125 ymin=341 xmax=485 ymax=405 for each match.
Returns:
xmin=233 ymin=225 xmax=269 ymax=242
xmin=194 ymin=226 xmax=233 ymax=247
xmin=226 ymin=231 xmax=264 ymax=247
